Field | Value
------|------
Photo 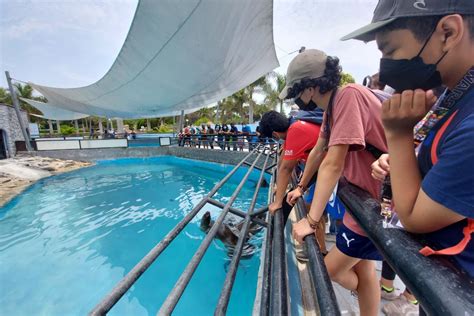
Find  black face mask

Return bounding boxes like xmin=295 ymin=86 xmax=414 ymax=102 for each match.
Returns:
xmin=295 ymin=97 xmax=318 ymax=111
xmin=379 ymin=28 xmax=448 ymax=92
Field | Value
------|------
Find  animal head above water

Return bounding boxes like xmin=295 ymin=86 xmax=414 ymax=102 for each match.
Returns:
xmin=200 ymin=211 xmax=212 ymax=233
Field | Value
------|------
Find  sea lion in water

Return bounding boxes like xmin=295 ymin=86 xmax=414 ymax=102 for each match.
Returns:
xmin=199 ymin=211 xmax=263 ymax=257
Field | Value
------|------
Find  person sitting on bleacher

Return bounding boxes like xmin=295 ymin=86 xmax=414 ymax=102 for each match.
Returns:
xmin=343 ymin=0 xmax=474 ymax=277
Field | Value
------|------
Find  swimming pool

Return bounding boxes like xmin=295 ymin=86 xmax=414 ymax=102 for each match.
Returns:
xmin=0 ymin=156 xmax=269 ymax=315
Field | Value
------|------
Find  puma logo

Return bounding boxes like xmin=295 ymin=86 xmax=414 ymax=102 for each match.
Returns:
xmin=342 ymin=232 xmax=355 ymax=248
xmin=413 ymin=0 xmax=428 ymax=11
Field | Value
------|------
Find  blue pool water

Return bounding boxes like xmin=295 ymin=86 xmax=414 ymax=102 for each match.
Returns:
xmin=0 ymin=156 xmax=269 ymax=316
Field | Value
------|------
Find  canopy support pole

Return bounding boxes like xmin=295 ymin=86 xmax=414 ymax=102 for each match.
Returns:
xmin=48 ymin=120 xmax=54 ymax=135
xmin=179 ymin=110 xmax=184 ymax=132
xmin=5 ymin=71 xmax=32 ymax=152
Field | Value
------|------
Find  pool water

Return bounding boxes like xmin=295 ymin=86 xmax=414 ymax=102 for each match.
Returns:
xmin=0 ymin=156 xmax=269 ymax=316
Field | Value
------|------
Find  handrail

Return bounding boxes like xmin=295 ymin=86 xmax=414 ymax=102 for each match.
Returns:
xmin=157 ymin=150 xmax=265 ymax=315
xmin=269 ymin=203 xmax=289 ymax=316
xmin=290 ymin=173 xmax=341 ymax=316
xmin=266 ymin=150 xmax=289 ymax=316
xmin=259 ymin=169 xmax=276 ymax=316
xmin=337 ymin=180 xmax=474 ymax=316
xmin=89 ymin=148 xmax=262 ymax=316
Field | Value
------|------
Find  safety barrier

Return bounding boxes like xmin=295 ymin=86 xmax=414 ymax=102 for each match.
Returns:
xmin=337 ymin=180 xmax=474 ymax=316
xmin=89 ymin=146 xmax=272 ymax=315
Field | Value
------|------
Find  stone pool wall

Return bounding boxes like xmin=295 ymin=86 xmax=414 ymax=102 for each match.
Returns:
xmin=25 ymin=146 xmax=268 ymax=167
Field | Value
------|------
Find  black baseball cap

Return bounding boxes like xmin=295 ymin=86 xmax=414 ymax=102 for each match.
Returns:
xmin=341 ymin=0 xmax=474 ymax=42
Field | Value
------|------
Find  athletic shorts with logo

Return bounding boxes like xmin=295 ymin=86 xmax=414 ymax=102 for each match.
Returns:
xmin=336 ymin=224 xmax=382 ymax=260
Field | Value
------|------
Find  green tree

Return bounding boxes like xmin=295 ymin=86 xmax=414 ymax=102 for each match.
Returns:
xmin=0 ymin=87 xmax=12 ymax=104
xmin=262 ymin=72 xmax=286 ymax=113
xmin=340 ymin=72 xmax=356 ymax=86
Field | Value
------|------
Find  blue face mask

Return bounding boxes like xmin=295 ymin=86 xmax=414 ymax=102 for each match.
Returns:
xmin=379 ymin=27 xmax=447 ymax=92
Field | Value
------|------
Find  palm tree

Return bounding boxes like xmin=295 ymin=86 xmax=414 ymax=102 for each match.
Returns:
xmin=0 ymin=87 xmax=12 ymax=105
xmin=11 ymin=83 xmax=43 ymax=117
xmin=262 ymin=72 xmax=286 ymax=113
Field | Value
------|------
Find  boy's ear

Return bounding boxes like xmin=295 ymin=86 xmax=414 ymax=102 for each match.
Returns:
xmin=439 ymin=14 xmax=465 ymax=52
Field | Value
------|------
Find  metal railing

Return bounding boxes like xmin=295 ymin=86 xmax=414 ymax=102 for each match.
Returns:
xmin=89 ymin=145 xmax=273 ymax=316
xmin=337 ymin=180 xmax=474 ymax=316
xmin=290 ymin=172 xmax=341 ymax=316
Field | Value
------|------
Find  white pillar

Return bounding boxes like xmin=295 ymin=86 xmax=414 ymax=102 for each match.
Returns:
xmin=116 ymin=119 xmax=124 ymax=134
xmin=56 ymin=120 xmax=61 ymax=134
xmin=146 ymin=119 xmax=152 ymax=131
xmin=98 ymin=119 xmax=103 ymax=134
xmin=74 ymin=120 xmax=79 ymax=133
xmin=48 ymin=120 xmax=54 ymax=134
xmin=249 ymin=103 xmax=254 ymax=124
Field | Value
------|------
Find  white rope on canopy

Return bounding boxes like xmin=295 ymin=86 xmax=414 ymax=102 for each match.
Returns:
xmin=27 ymin=0 xmax=279 ymax=119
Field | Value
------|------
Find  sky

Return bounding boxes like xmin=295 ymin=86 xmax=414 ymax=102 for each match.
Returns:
xmin=0 ymin=0 xmax=381 ymax=95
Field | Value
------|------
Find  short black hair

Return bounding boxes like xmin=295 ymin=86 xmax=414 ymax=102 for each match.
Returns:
xmin=259 ymin=111 xmax=290 ymax=138
xmin=378 ymin=14 xmax=474 ymax=42
xmin=286 ymin=56 xmax=342 ymax=99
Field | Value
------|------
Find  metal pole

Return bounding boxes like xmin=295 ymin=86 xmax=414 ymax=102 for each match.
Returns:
xmin=269 ymin=200 xmax=288 ymax=316
xmin=291 ymin=174 xmax=341 ymax=316
xmin=56 ymin=120 xmax=61 ymax=134
xmin=260 ymin=167 xmax=277 ymax=316
xmin=249 ymin=103 xmax=254 ymax=124
xmin=179 ymin=110 xmax=184 ymax=131
xmin=206 ymin=198 xmax=267 ymax=227
xmin=5 ymin=71 xmax=32 ymax=151
xmin=48 ymin=120 xmax=54 ymax=135
xmin=158 ymin=150 xmax=264 ymax=315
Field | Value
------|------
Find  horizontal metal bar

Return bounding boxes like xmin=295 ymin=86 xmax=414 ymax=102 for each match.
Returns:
xmin=89 ymin=148 xmax=260 ymax=316
xmin=251 ymin=206 xmax=268 ymax=218
xmin=265 ymin=163 xmax=277 ymax=171
xmin=291 ymin=174 xmax=341 ymax=316
xmin=207 ymin=198 xmax=267 ymax=228
xmin=158 ymin=151 xmax=264 ymax=315
xmin=337 ymin=180 xmax=474 ymax=316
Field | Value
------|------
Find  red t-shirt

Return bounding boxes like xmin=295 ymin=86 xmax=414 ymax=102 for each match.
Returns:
xmin=283 ymin=120 xmax=321 ymax=162
xmin=321 ymin=84 xmax=387 ymax=235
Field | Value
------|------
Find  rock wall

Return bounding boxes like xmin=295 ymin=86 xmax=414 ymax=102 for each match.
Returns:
xmin=0 ymin=103 xmax=29 ymax=157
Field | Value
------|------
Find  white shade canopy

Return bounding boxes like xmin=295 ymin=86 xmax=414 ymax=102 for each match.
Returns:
xmin=28 ymin=0 xmax=279 ymax=119
xmin=21 ymin=98 xmax=89 ymax=120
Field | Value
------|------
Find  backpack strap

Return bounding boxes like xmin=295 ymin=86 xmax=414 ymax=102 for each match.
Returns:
xmin=420 ymin=219 xmax=474 ymax=256
xmin=419 ymin=106 xmax=473 ymax=257
xmin=365 ymin=142 xmax=385 ymax=159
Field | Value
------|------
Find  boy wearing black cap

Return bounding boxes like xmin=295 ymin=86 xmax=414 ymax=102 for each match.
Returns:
xmin=343 ymin=0 xmax=474 ymax=311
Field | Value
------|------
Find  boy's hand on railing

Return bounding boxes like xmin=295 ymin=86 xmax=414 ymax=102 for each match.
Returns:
xmin=268 ymin=201 xmax=282 ymax=214
xmin=371 ymin=153 xmax=390 ymax=181
xmin=287 ymin=188 xmax=302 ymax=205
xmin=292 ymin=218 xmax=315 ymax=244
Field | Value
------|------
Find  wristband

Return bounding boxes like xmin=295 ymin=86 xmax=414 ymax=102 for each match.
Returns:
xmin=297 ymin=183 xmax=307 ymax=193
xmin=306 ymin=214 xmax=319 ymax=230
